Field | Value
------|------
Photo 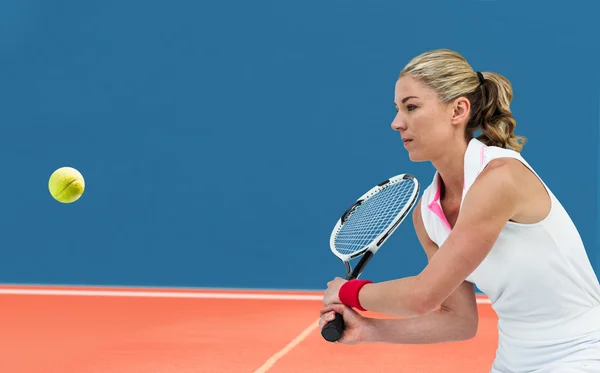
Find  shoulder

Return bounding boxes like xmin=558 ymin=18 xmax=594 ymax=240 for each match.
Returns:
xmin=460 ymin=156 xmax=538 ymax=228
xmin=483 ymin=156 xmax=523 ymax=171
xmin=473 ymin=159 xmax=519 ymax=195
xmin=460 ymin=159 xmax=520 ymax=220
xmin=477 ymin=156 xmax=537 ymax=200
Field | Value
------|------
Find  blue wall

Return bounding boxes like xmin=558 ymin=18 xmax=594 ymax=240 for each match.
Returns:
xmin=0 ymin=1 xmax=599 ymax=290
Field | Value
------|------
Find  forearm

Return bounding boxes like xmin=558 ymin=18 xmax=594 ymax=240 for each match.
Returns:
xmin=364 ymin=309 xmax=477 ymax=344
xmin=358 ymin=276 xmax=426 ymax=317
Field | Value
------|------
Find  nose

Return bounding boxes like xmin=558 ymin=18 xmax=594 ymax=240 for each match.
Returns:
xmin=391 ymin=112 xmax=407 ymax=131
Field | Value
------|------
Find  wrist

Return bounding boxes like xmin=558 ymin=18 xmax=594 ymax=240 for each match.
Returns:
xmin=361 ymin=317 xmax=382 ymax=343
xmin=339 ymin=279 xmax=373 ymax=311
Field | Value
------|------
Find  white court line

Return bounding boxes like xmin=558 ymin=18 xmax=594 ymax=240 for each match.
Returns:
xmin=0 ymin=288 xmax=323 ymax=300
xmin=253 ymin=319 xmax=320 ymax=373
xmin=0 ymin=288 xmax=492 ymax=304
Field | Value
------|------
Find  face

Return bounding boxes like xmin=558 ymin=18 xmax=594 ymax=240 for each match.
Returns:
xmin=391 ymin=75 xmax=468 ymax=162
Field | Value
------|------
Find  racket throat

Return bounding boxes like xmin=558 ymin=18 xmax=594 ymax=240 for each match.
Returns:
xmin=345 ymin=251 xmax=374 ymax=280
xmin=344 ymin=261 xmax=352 ymax=279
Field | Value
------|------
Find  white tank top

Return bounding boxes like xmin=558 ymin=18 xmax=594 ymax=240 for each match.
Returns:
xmin=420 ymin=138 xmax=600 ymax=371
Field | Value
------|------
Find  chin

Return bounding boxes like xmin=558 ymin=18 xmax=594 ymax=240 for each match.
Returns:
xmin=406 ymin=150 xmax=429 ymax=163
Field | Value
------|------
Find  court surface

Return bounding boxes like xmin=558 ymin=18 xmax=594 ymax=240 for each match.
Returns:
xmin=0 ymin=285 xmax=499 ymax=373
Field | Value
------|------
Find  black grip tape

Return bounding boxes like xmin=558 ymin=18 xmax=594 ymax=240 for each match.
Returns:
xmin=320 ymin=312 xmax=345 ymax=342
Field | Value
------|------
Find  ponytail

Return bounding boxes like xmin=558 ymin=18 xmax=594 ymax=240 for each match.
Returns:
xmin=465 ymin=72 xmax=526 ymax=152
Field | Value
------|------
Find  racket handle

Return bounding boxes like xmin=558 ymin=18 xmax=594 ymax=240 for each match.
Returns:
xmin=321 ymin=312 xmax=345 ymax=342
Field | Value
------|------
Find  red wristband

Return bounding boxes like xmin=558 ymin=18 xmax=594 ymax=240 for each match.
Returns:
xmin=339 ymin=279 xmax=373 ymax=311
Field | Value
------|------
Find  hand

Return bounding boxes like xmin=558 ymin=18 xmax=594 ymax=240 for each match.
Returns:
xmin=319 ymin=303 xmax=372 ymax=344
xmin=322 ymin=277 xmax=347 ymax=307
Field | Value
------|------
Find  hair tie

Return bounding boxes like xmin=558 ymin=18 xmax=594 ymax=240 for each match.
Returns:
xmin=476 ymin=71 xmax=485 ymax=86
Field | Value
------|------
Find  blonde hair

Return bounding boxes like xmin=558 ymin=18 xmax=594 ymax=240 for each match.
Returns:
xmin=399 ymin=49 xmax=526 ymax=152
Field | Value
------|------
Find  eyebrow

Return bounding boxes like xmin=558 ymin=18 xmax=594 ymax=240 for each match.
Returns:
xmin=401 ymin=96 xmax=419 ymax=103
xmin=394 ymin=96 xmax=419 ymax=107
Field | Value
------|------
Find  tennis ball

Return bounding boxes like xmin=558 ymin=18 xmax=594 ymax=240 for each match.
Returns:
xmin=48 ymin=167 xmax=85 ymax=203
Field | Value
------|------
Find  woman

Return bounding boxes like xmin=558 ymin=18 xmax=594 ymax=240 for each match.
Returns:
xmin=320 ymin=49 xmax=600 ymax=372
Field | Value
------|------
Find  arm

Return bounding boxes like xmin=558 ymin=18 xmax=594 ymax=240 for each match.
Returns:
xmin=362 ymin=199 xmax=478 ymax=344
xmin=364 ymin=306 xmax=476 ymax=344
xmin=357 ymin=159 xmax=520 ymax=316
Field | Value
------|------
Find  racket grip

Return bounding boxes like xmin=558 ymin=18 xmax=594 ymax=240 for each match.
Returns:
xmin=321 ymin=312 xmax=345 ymax=342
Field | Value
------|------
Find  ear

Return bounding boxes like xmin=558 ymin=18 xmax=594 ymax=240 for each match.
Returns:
xmin=450 ymin=97 xmax=471 ymax=127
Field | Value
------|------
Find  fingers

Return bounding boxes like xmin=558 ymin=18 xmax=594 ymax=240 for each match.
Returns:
xmin=318 ymin=310 xmax=337 ymax=329
xmin=319 ymin=304 xmax=350 ymax=331
xmin=320 ymin=303 xmax=347 ymax=315
xmin=326 ymin=277 xmax=342 ymax=286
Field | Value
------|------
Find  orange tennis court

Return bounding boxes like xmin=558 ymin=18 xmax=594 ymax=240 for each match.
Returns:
xmin=2 ymin=1 xmax=599 ymax=373
xmin=0 ymin=286 xmax=498 ymax=373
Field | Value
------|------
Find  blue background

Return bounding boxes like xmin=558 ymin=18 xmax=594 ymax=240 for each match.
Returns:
xmin=1 ymin=1 xmax=599 ymax=291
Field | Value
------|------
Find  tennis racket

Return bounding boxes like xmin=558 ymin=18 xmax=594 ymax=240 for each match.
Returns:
xmin=321 ymin=173 xmax=420 ymax=342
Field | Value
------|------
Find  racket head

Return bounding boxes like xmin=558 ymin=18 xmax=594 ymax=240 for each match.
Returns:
xmin=329 ymin=173 xmax=420 ymax=263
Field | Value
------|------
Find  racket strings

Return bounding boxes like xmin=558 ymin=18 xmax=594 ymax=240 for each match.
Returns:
xmin=334 ymin=179 xmax=415 ymax=256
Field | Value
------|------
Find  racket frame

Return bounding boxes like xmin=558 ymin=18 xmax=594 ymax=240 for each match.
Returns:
xmin=329 ymin=173 xmax=420 ymax=281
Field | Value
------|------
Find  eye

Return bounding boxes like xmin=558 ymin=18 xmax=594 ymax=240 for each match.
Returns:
xmin=407 ymin=104 xmax=417 ymax=111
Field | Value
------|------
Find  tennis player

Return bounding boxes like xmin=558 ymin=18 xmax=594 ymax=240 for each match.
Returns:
xmin=320 ymin=49 xmax=600 ymax=372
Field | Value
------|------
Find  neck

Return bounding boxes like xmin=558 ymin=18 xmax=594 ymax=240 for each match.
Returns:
xmin=432 ymin=140 xmax=468 ymax=200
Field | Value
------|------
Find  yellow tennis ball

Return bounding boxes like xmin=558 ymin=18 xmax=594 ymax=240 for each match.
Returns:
xmin=48 ymin=167 xmax=85 ymax=203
